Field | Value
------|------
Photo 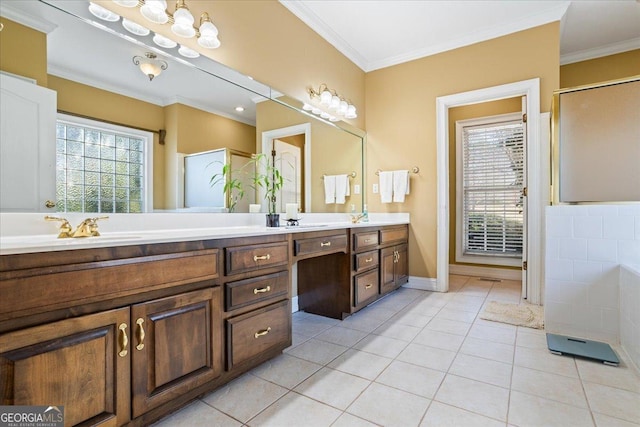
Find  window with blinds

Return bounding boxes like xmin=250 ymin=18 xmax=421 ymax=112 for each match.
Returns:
xmin=55 ymin=115 xmax=152 ymax=213
xmin=456 ymin=114 xmax=524 ymax=266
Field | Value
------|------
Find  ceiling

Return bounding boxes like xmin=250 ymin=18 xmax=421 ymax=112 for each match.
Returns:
xmin=280 ymin=0 xmax=640 ymax=72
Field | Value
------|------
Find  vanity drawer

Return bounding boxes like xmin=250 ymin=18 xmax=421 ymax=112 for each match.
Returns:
xmin=226 ymin=300 xmax=290 ymax=369
xmin=225 ymin=271 xmax=288 ymax=312
xmin=380 ymin=226 xmax=408 ymax=245
xmin=294 ymin=234 xmax=348 ymax=257
xmin=354 ymin=250 xmax=379 ymax=273
xmin=353 ymin=269 xmax=379 ymax=306
xmin=225 ymin=242 xmax=289 ymax=275
xmin=353 ymin=231 xmax=379 ymax=251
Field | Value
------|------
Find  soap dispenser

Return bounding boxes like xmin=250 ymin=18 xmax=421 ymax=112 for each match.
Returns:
xmin=362 ymin=204 xmax=369 ymax=222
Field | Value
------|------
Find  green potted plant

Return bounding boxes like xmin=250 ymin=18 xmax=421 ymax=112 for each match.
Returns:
xmin=210 ymin=153 xmax=284 ymax=226
xmin=251 ymin=153 xmax=284 ymax=227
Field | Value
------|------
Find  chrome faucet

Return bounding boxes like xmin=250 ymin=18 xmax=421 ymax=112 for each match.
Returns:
xmin=45 ymin=216 xmax=109 ymax=238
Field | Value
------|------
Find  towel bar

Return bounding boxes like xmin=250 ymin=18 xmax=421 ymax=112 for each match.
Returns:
xmin=376 ymin=166 xmax=419 ymax=175
xmin=322 ymin=171 xmax=357 ymax=179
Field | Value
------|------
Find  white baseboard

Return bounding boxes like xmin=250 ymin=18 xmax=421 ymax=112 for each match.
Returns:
xmin=449 ymin=264 xmax=522 ymax=281
xmin=291 ymin=296 xmax=299 ymax=313
xmin=403 ymin=276 xmax=439 ymax=291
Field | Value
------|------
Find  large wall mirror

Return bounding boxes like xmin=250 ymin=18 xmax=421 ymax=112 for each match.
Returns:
xmin=0 ymin=0 xmax=365 ymax=214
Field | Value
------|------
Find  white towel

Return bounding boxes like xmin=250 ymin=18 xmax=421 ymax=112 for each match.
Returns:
xmin=392 ymin=170 xmax=410 ymax=203
xmin=324 ymin=175 xmax=336 ymax=204
xmin=335 ymin=174 xmax=350 ymax=204
xmin=379 ymin=171 xmax=393 ymax=203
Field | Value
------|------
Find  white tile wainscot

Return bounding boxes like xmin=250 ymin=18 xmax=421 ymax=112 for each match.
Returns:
xmin=545 ymin=205 xmax=640 ymax=357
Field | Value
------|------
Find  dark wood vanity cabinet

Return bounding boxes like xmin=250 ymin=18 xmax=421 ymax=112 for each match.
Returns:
xmin=297 ymin=224 xmax=409 ymax=319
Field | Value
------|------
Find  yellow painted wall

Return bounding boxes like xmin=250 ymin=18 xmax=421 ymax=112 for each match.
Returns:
xmin=0 ymin=18 xmax=47 ymax=86
xmin=101 ymin=0 xmax=366 ymax=129
xmin=448 ymin=98 xmax=522 ymax=267
xmin=257 ymin=100 xmax=363 ymax=213
xmin=560 ymin=49 xmax=640 ymax=88
xmin=365 ymin=23 xmax=560 ymax=278
xmin=172 ymin=104 xmax=255 ymax=155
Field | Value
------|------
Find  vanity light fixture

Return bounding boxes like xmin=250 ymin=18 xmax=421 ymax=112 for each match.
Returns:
xmin=178 ymin=44 xmax=199 ymax=58
xmin=307 ymin=84 xmax=357 ymax=120
xmin=89 ymin=2 xmax=120 ymax=22
xmin=110 ymin=0 xmax=221 ymax=49
xmin=153 ymin=32 xmax=177 ymax=48
xmin=132 ymin=52 xmax=168 ymax=81
xmin=122 ymin=18 xmax=150 ymax=36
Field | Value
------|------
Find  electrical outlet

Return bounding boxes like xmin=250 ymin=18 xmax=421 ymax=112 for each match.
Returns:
xmin=373 ymin=183 xmax=379 ymax=194
xmin=354 ymin=184 xmax=360 ymax=194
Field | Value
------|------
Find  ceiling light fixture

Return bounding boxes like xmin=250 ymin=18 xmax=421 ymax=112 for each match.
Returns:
xmin=132 ymin=52 xmax=168 ymax=81
xmin=307 ymin=84 xmax=357 ymax=120
xmin=109 ymin=0 xmax=221 ymax=50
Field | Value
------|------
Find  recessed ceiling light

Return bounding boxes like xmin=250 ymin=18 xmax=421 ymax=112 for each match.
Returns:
xmin=235 ymin=106 xmax=245 ymax=112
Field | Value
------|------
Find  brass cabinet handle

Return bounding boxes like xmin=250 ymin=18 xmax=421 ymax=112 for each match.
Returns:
xmin=254 ymin=285 xmax=272 ymax=294
xmin=254 ymin=327 xmax=272 ymax=338
xmin=136 ymin=318 xmax=145 ymax=351
xmin=365 ymin=284 xmax=373 ymax=289
xmin=253 ymin=254 xmax=271 ymax=261
xmin=364 ymin=257 xmax=373 ymax=263
xmin=320 ymin=241 xmax=331 ymax=247
xmin=118 ymin=323 xmax=128 ymax=357
xmin=45 ymin=200 xmax=56 ymax=208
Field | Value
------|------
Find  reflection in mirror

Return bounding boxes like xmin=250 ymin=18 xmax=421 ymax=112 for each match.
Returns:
xmin=0 ymin=0 xmax=365 ymax=214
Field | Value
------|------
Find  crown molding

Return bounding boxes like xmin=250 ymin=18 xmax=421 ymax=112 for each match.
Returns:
xmin=560 ymin=37 xmax=640 ymax=65
xmin=0 ymin=2 xmax=57 ymax=34
xmin=281 ymin=1 xmax=569 ymax=72
xmin=367 ymin=2 xmax=570 ymax=72
xmin=279 ymin=0 xmax=369 ymax=71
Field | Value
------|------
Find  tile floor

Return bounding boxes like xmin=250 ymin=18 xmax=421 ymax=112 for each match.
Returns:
xmin=153 ymin=275 xmax=640 ymax=427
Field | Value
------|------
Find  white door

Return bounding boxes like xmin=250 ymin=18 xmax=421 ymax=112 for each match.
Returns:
xmin=1 ymin=73 xmax=57 ymax=212
xmin=273 ymin=139 xmax=301 ymax=213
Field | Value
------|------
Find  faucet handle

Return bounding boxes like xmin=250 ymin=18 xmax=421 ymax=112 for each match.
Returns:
xmin=87 ymin=216 xmax=109 ymax=236
xmin=44 ymin=215 xmax=73 ymax=238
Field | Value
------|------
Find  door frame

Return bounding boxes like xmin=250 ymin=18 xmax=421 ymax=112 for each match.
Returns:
xmin=436 ymin=78 xmax=543 ymax=304
xmin=261 ymin=123 xmax=312 ymax=212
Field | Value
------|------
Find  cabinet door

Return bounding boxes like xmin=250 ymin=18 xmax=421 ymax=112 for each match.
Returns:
xmin=380 ymin=247 xmax=396 ymax=295
xmin=0 ymin=308 xmax=131 ymax=426
xmin=395 ymin=244 xmax=409 ymax=286
xmin=131 ymin=287 xmax=222 ymax=418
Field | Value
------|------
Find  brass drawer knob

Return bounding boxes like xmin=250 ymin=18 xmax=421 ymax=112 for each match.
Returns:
xmin=365 ymin=283 xmax=373 ymax=289
xmin=320 ymin=241 xmax=331 ymax=247
xmin=253 ymin=254 xmax=271 ymax=262
xmin=364 ymin=257 xmax=373 ymax=263
xmin=254 ymin=286 xmax=272 ymax=294
xmin=254 ymin=327 xmax=271 ymax=338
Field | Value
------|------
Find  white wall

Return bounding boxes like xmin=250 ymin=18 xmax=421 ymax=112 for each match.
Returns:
xmin=544 ymin=205 xmax=640 ymax=345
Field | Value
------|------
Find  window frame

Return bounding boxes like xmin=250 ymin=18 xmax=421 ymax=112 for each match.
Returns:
xmin=455 ymin=112 xmax=523 ymax=267
xmin=56 ymin=113 xmax=153 ymax=213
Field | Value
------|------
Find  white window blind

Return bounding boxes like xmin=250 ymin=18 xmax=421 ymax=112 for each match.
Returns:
xmin=460 ymin=118 xmax=524 ymax=260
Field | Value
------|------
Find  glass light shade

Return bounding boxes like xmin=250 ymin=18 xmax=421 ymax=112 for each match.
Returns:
xmin=171 ymin=23 xmax=196 ymax=38
xmin=338 ymin=100 xmax=348 ymax=115
xmin=329 ymin=116 xmax=340 ymax=122
xmin=319 ymin=89 xmax=332 ymax=106
xmin=88 ymin=3 xmax=120 ymax=22
xmin=178 ymin=45 xmax=200 ymax=58
xmin=320 ymin=111 xmax=330 ymax=119
xmin=311 ymin=108 xmax=322 ymax=115
xmin=330 ymin=95 xmax=340 ymax=110
xmin=302 ymin=103 xmax=313 ymax=111
xmin=345 ymin=105 xmax=357 ymax=119
xmin=122 ymin=18 xmax=150 ymax=36
xmin=139 ymin=62 xmax=162 ymax=79
xmin=140 ymin=0 xmax=168 ymax=24
xmin=198 ymin=34 xmax=220 ymax=49
xmin=153 ymin=33 xmax=177 ymax=48
xmin=113 ymin=0 xmax=138 ymax=7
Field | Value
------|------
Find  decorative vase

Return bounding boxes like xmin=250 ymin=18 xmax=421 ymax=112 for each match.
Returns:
xmin=265 ymin=213 xmax=280 ymax=227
